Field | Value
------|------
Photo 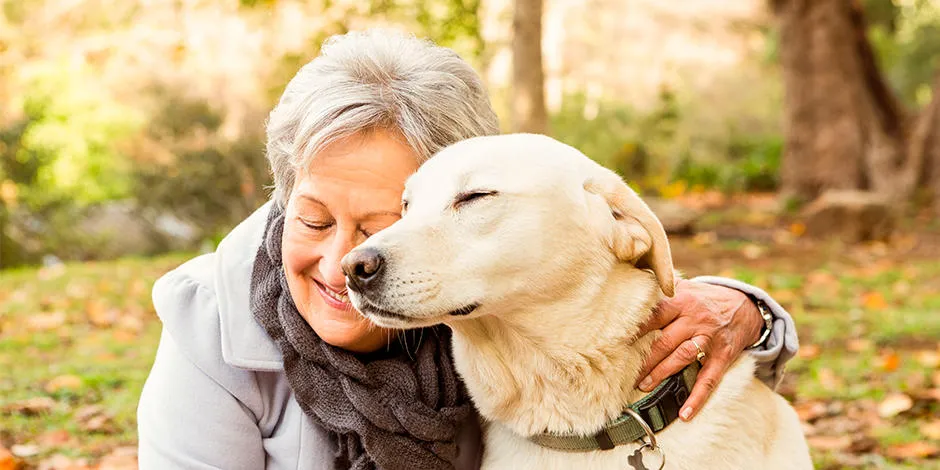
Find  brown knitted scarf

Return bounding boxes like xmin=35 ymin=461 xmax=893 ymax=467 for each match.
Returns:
xmin=250 ymin=206 xmax=472 ymax=470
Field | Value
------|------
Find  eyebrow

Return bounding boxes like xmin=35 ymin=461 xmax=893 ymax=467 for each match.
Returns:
xmin=297 ymin=194 xmax=401 ymax=218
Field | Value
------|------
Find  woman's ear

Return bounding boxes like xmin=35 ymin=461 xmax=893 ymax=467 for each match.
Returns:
xmin=584 ymin=170 xmax=675 ymax=297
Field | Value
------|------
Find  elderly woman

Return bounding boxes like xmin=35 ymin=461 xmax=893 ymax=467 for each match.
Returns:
xmin=137 ymin=30 xmax=797 ymax=470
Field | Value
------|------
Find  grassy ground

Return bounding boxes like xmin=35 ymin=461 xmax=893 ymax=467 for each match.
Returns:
xmin=0 ymin=254 xmax=190 ymax=469
xmin=1 ymin=208 xmax=939 ymax=469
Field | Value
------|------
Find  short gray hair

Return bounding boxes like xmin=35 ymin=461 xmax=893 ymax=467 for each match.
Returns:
xmin=265 ymin=29 xmax=501 ymax=207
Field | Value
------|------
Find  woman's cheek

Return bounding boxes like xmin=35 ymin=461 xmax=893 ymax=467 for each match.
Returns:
xmin=282 ymin=225 xmax=321 ymax=276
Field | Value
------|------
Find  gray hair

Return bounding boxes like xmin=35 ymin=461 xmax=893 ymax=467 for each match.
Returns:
xmin=265 ymin=29 xmax=501 ymax=207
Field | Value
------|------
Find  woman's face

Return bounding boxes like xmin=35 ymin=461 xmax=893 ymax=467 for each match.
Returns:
xmin=281 ymin=129 xmax=419 ymax=353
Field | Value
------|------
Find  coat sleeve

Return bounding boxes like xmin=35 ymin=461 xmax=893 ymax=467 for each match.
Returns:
xmin=690 ymin=276 xmax=799 ymax=390
xmin=138 ymin=329 xmax=266 ymax=469
xmin=138 ymin=269 xmax=266 ymax=470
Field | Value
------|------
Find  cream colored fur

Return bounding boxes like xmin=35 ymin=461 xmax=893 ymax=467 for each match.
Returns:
xmin=345 ymin=134 xmax=812 ymax=469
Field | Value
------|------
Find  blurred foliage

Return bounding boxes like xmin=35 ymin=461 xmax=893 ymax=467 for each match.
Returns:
xmin=866 ymin=0 xmax=940 ymax=107
xmin=3 ymin=0 xmax=940 ymax=268
xmin=130 ymin=85 xmax=270 ymax=236
xmin=1 ymin=62 xmax=142 ymax=210
xmin=552 ymin=89 xmax=782 ymax=195
xmin=673 ymin=133 xmax=783 ymax=194
xmin=550 ymin=88 xmax=678 ymax=186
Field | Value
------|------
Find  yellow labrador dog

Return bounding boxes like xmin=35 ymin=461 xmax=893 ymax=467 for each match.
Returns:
xmin=342 ymin=134 xmax=811 ymax=469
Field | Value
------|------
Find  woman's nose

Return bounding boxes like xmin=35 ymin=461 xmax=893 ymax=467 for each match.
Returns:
xmin=319 ymin=235 xmax=357 ymax=289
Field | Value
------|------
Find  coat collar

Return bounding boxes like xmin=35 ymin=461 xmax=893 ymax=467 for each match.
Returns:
xmin=214 ymin=201 xmax=285 ymax=371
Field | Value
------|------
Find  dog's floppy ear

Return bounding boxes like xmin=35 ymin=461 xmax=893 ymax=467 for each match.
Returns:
xmin=584 ymin=171 xmax=675 ymax=297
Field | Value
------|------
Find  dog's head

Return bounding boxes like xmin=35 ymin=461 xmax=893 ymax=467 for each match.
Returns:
xmin=342 ymin=134 xmax=673 ymax=329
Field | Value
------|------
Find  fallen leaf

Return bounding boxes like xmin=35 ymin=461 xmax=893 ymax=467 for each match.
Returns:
xmin=10 ymin=444 xmax=39 ymax=458
xmin=772 ymin=230 xmax=795 ymax=245
xmin=794 ymin=400 xmax=828 ymax=422
xmin=741 ymin=244 xmax=764 ymax=260
xmin=86 ymin=301 xmax=117 ymax=328
xmin=73 ymin=405 xmax=104 ymax=422
xmin=806 ymin=435 xmax=853 ymax=451
xmin=817 ymin=368 xmax=842 ymax=391
xmin=800 ymin=422 xmax=817 ymax=436
xmin=37 ymin=454 xmax=92 ymax=470
xmin=849 ymin=435 xmax=878 ymax=453
xmin=906 ymin=372 xmax=928 ymax=391
xmin=65 ymin=282 xmax=89 ymax=300
xmin=861 ymin=291 xmax=887 ymax=310
xmin=37 ymin=430 xmax=71 ymax=447
xmin=2 ymin=397 xmax=56 ymax=416
xmin=875 ymin=350 xmax=900 ymax=372
xmin=112 ymin=329 xmax=138 ymax=343
xmin=97 ymin=446 xmax=137 ymax=470
xmin=73 ymin=405 xmax=115 ymax=434
xmin=790 ymin=222 xmax=806 ymax=236
xmin=878 ymin=392 xmax=913 ymax=418
xmin=116 ymin=315 xmax=143 ymax=333
xmin=915 ymin=350 xmax=940 ymax=369
xmin=920 ymin=420 xmax=940 ymax=440
xmin=812 ymin=415 xmax=864 ymax=435
xmin=798 ymin=344 xmax=821 ymax=360
xmin=846 ymin=338 xmax=872 ymax=352
xmin=892 ymin=280 xmax=911 ymax=296
xmin=81 ymin=414 xmax=114 ymax=433
xmin=0 ymin=445 xmax=16 ymax=470
xmin=45 ymin=375 xmax=83 ymax=394
xmin=94 ymin=353 xmax=118 ymax=363
xmin=909 ymin=388 xmax=940 ymax=402
xmin=129 ymin=279 xmax=147 ymax=297
xmin=26 ymin=312 xmax=66 ymax=331
xmin=884 ymin=441 xmax=939 ymax=460
xmin=692 ymin=231 xmax=717 ymax=246
xmin=806 ymin=270 xmax=838 ymax=288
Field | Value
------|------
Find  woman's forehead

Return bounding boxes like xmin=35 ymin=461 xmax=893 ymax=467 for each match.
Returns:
xmin=291 ymin=130 xmax=418 ymax=214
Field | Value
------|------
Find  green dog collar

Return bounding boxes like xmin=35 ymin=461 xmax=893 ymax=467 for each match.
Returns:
xmin=528 ymin=361 xmax=699 ymax=452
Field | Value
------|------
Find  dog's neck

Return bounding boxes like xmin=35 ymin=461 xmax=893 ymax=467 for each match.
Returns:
xmin=447 ymin=265 xmax=663 ymax=438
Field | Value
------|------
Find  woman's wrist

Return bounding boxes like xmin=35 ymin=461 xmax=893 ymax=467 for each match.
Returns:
xmin=736 ymin=292 xmax=766 ymax=349
xmin=746 ymin=296 xmax=774 ymax=349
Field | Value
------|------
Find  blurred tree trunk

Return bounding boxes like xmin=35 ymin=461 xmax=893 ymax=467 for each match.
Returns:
xmin=774 ymin=0 xmax=940 ymax=205
xmin=511 ymin=0 xmax=548 ymax=134
xmin=914 ymin=74 xmax=940 ymax=201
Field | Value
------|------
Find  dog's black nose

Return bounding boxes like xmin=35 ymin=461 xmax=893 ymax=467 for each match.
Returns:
xmin=342 ymin=248 xmax=385 ymax=290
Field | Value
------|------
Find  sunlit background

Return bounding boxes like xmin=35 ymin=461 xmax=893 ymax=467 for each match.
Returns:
xmin=1 ymin=0 xmax=939 ymax=469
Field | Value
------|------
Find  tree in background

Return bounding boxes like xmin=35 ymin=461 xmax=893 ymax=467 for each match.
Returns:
xmin=773 ymin=0 xmax=940 ymax=206
xmin=511 ymin=0 xmax=548 ymax=134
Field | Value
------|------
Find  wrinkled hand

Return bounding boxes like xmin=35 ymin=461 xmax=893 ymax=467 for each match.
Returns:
xmin=635 ymin=279 xmax=764 ymax=421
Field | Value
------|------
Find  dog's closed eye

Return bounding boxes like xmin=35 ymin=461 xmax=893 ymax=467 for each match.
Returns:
xmin=454 ymin=190 xmax=498 ymax=208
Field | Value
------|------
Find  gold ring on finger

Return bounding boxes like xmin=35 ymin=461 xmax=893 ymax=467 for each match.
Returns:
xmin=691 ymin=338 xmax=706 ymax=362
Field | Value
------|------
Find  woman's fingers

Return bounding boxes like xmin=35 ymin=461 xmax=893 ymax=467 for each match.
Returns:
xmin=678 ymin=350 xmax=730 ymax=421
xmin=637 ymin=334 xmax=708 ymax=392
xmin=636 ymin=320 xmax=686 ymax=387
xmin=636 ymin=295 xmax=684 ymax=337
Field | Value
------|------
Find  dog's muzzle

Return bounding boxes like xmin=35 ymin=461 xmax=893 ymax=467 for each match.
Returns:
xmin=342 ymin=247 xmax=385 ymax=293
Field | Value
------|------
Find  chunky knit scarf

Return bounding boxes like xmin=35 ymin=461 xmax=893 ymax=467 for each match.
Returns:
xmin=250 ymin=206 xmax=473 ymax=470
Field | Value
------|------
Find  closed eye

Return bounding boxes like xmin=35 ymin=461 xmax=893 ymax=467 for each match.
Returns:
xmin=454 ymin=190 xmax=498 ymax=208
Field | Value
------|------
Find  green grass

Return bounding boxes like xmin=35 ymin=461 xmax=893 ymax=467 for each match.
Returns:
xmin=0 ymin=254 xmax=189 ymax=461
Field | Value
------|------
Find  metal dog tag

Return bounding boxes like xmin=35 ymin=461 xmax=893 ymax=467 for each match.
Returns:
xmin=627 ymin=443 xmax=665 ymax=470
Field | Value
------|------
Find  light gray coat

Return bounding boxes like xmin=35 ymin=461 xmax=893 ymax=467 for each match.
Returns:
xmin=137 ymin=202 xmax=798 ymax=469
